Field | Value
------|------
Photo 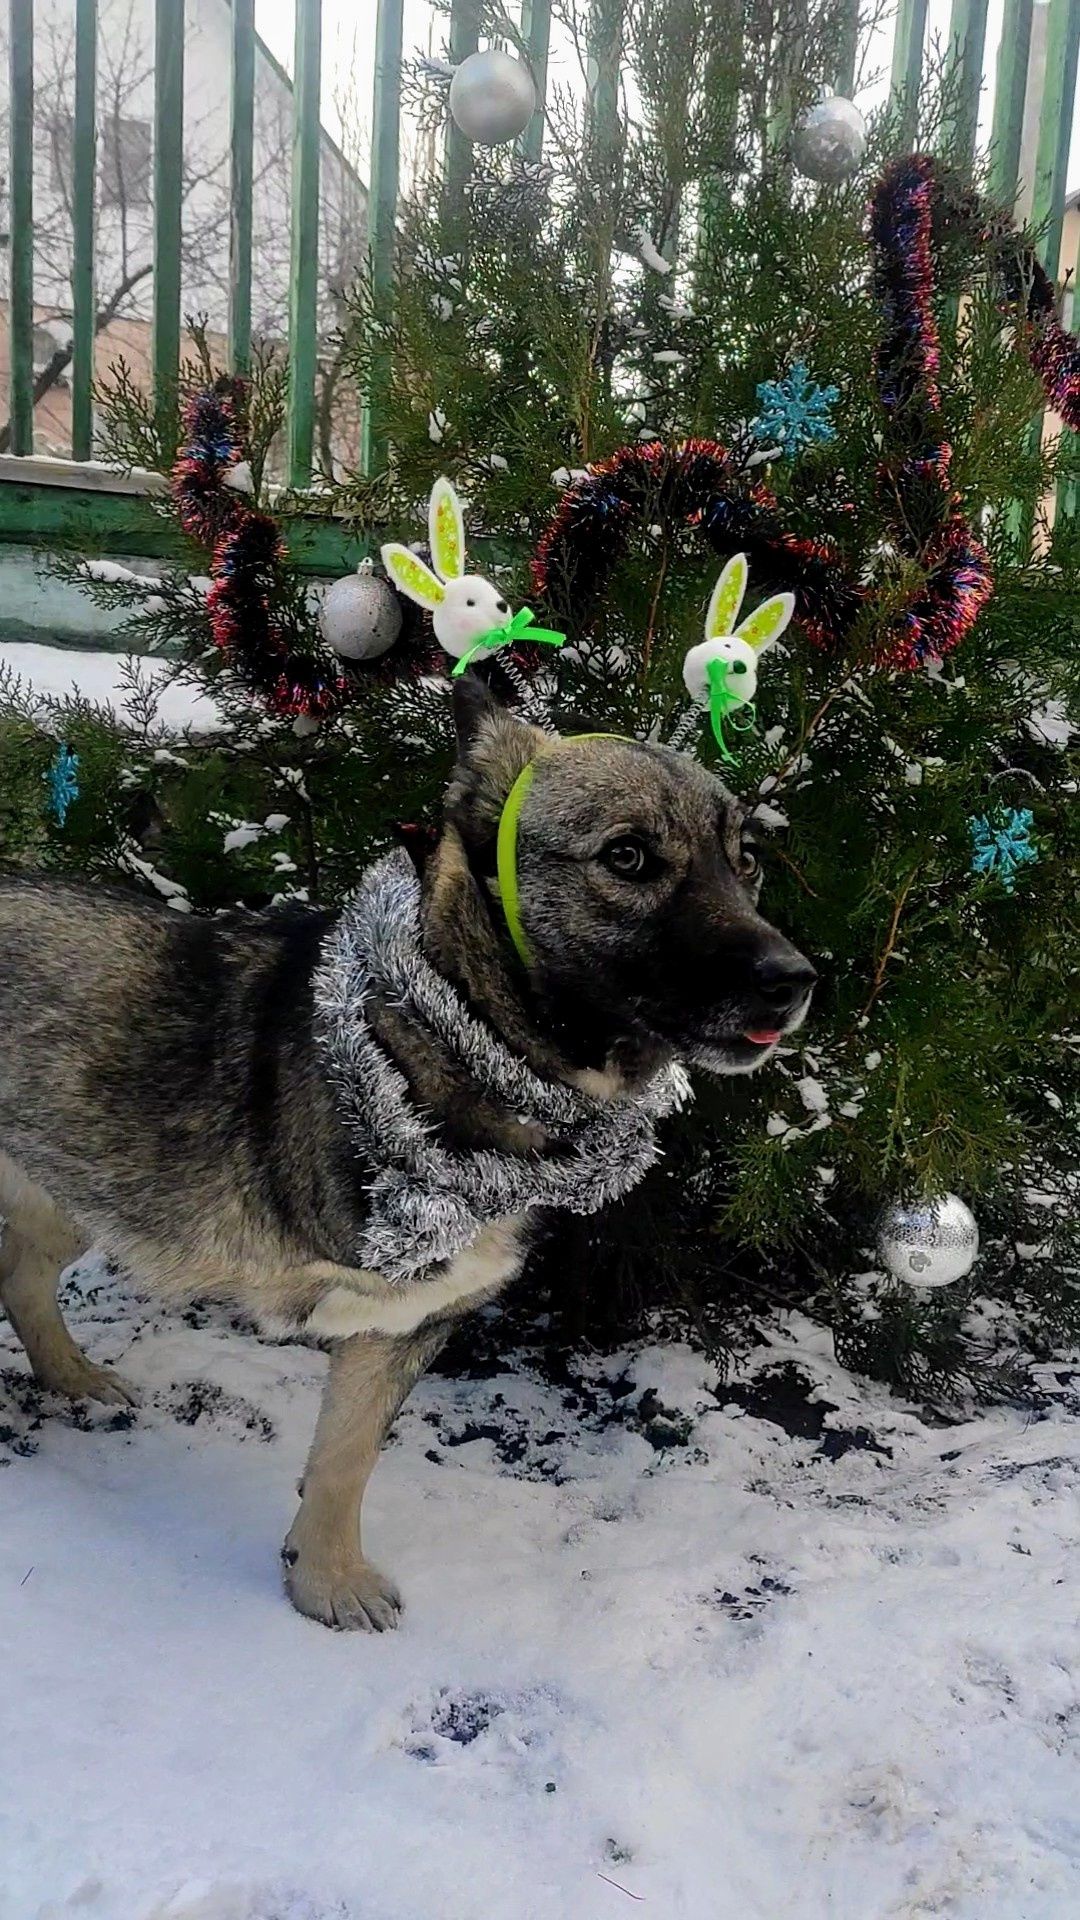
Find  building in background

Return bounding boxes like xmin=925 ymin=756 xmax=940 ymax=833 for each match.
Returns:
xmin=0 ymin=0 xmax=367 ymax=467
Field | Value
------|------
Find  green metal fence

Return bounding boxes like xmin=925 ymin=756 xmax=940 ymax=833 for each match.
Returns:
xmin=2 ymin=0 xmax=1079 ymax=502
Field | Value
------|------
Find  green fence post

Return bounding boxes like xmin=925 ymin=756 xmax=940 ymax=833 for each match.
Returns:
xmin=519 ymin=0 xmax=552 ymax=162
xmin=1029 ymin=0 xmax=1080 ymax=531
xmin=582 ymin=0 xmax=626 ymax=346
xmin=586 ymin=0 xmax=624 ymax=172
xmin=987 ymin=0 xmax=1035 ymax=542
xmin=287 ymin=0 xmax=323 ymax=487
xmin=8 ymin=0 xmax=35 ymax=457
xmin=444 ymin=0 xmax=481 ymax=234
xmin=889 ymin=0 xmax=928 ymax=151
xmin=988 ymin=0 xmax=1033 ymax=207
xmin=941 ymin=0 xmax=990 ymax=170
xmin=229 ymin=0 xmax=255 ymax=375
xmin=588 ymin=0 xmax=622 ymax=140
xmin=362 ymin=0 xmax=403 ymax=478
xmin=153 ymin=0 xmax=185 ymax=464
xmin=698 ymin=0 xmax=743 ymax=278
xmin=71 ymin=0 xmax=98 ymax=461
xmin=1031 ymin=0 xmax=1080 ymax=275
xmin=1058 ymin=222 xmax=1080 ymax=525
xmin=1006 ymin=0 xmax=1080 ymax=554
xmin=768 ymin=0 xmax=808 ymax=155
xmin=834 ymin=0 xmax=860 ymax=97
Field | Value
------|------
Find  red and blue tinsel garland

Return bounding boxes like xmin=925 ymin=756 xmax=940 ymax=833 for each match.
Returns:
xmin=532 ymin=438 xmax=863 ymax=653
xmin=532 ymin=151 xmax=1080 ymax=675
xmin=173 ymin=153 xmax=1080 ymax=709
xmin=209 ymin=514 xmax=353 ymax=720
xmin=1024 ymin=269 xmax=1080 ymax=429
xmin=868 ymin=155 xmax=995 ymax=669
xmin=174 ymin=379 xmax=351 ymax=718
xmin=173 ymin=378 xmax=249 ymax=549
xmin=992 ymin=218 xmax=1080 ymax=432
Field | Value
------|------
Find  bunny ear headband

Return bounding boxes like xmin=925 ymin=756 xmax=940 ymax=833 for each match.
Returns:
xmin=681 ymin=554 xmax=795 ymax=763
xmin=381 ymin=477 xmax=564 ymax=676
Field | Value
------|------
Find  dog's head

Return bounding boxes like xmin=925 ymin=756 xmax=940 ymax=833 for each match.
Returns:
xmin=435 ymin=678 xmax=816 ymax=1083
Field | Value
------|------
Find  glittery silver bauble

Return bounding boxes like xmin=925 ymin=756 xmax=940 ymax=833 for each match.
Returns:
xmin=792 ymin=95 xmax=867 ymax=184
xmin=318 ymin=570 xmax=402 ymax=662
xmin=876 ymin=1194 xmax=980 ymax=1289
xmin=448 ymin=49 xmax=537 ymax=147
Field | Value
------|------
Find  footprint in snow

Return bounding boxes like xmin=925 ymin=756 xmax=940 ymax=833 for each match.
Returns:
xmin=400 ymin=1684 xmax=565 ymax=1776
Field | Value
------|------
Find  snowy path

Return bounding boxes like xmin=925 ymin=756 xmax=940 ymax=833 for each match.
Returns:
xmin=1 ymin=1262 xmax=1078 ymax=1920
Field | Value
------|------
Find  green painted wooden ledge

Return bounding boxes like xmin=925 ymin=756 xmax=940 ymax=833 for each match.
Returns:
xmin=0 ymin=461 xmax=368 ymax=575
xmin=0 ymin=481 xmax=515 ymax=578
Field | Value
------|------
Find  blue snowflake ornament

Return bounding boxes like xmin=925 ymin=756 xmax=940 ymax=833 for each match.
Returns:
xmin=752 ymin=362 xmax=839 ymax=459
xmin=969 ymin=807 xmax=1038 ymax=892
xmin=46 ymin=743 xmax=80 ymax=827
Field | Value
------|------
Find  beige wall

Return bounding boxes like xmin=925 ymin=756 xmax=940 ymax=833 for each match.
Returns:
xmin=0 ymin=304 xmax=228 ymax=460
xmin=0 ymin=303 xmax=363 ymax=477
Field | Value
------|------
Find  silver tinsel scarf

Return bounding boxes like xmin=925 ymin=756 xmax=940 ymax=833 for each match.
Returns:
xmin=313 ymin=852 xmax=691 ymax=1285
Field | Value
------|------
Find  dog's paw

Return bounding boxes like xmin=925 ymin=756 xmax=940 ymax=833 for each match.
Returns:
xmin=39 ymin=1356 xmax=138 ymax=1408
xmin=283 ymin=1547 xmax=403 ymax=1632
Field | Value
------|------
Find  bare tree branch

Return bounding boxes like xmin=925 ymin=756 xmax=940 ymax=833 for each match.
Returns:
xmin=0 ymin=0 xmax=367 ymax=464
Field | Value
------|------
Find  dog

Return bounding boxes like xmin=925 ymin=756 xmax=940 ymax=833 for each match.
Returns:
xmin=0 ymin=676 xmax=815 ymax=1629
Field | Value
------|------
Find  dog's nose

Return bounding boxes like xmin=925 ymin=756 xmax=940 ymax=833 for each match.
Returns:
xmin=752 ymin=949 xmax=818 ymax=1015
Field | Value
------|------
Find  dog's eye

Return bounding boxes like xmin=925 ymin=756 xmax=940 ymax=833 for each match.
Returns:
xmin=601 ymin=836 xmax=652 ymax=878
xmin=738 ymin=843 xmax=761 ymax=880
xmin=732 ymin=661 xmax=748 ymax=675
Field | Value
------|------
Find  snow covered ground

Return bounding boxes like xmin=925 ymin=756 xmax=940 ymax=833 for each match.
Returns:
xmin=0 ymin=642 xmax=222 ymax=733
xmin=3 ymin=640 xmax=1080 ymax=1916
xmin=2 ymin=1259 xmax=1079 ymax=1920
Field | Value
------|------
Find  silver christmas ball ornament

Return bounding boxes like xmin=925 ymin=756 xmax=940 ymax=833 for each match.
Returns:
xmin=449 ymin=49 xmax=537 ymax=147
xmin=792 ymin=95 xmax=867 ymax=184
xmin=318 ymin=568 xmax=402 ymax=662
xmin=876 ymin=1194 xmax=980 ymax=1289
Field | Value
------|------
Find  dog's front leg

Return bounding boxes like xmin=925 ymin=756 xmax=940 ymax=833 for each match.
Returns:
xmin=283 ymin=1323 xmax=446 ymax=1631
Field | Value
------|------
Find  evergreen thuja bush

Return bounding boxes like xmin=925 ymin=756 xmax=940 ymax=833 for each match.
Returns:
xmin=6 ymin=0 xmax=1080 ymax=1397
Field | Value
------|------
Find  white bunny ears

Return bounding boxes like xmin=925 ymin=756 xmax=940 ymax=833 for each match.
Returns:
xmin=682 ymin=554 xmax=795 ymax=761
xmin=380 ymin=477 xmax=518 ymax=664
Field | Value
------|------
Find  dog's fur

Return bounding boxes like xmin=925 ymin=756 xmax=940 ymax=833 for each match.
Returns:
xmin=0 ymin=679 xmax=815 ymax=1628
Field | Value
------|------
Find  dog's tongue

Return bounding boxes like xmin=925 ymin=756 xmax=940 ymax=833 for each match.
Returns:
xmin=744 ymin=1027 xmax=781 ymax=1046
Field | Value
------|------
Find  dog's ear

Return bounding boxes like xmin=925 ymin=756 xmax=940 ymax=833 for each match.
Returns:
xmin=392 ymin=818 xmax=439 ymax=877
xmin=452 ymin=672 xmax=504 ymax=755
xmin=451 ymin=673 xmax=546 ymax=773
xmin=447 ymin=673 xmax=549 ymax=853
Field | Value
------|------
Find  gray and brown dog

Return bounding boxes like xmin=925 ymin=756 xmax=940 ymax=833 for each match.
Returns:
xmin=0 ymin=678 xmax=815 ymax=1629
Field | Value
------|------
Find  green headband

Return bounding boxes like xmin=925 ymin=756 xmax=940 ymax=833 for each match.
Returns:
xmin=495 ymin=734 xmax=631 ymax=971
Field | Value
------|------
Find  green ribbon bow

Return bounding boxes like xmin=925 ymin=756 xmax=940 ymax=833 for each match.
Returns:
xmin=451 ymin=606 xmax=566 ymax=677
xmin=705 ymin=656 xmax=757 ymax=765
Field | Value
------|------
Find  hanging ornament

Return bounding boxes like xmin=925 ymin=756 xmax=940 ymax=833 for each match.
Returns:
xmin=681 ymin=553 xmax=795 ymax=763
xmin=45 ymin=743 xmax=80 ymax=826
xmin=318 ymin=563 xmax=403 ymax=662
xmin=382 ymin=476 xmax=563 ymax=672
xmin=448 ymin=49 xmax=537 ymax=147
xmin=792 ymin=95 xmax=867 ymax=184
xmin=752 ymin=362 xmax=839 ymax=459
xmin=969 ymin=807 xmax=1038 ymax=893
xmin=876 ymin=1194 xmax=980 ymax=1288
